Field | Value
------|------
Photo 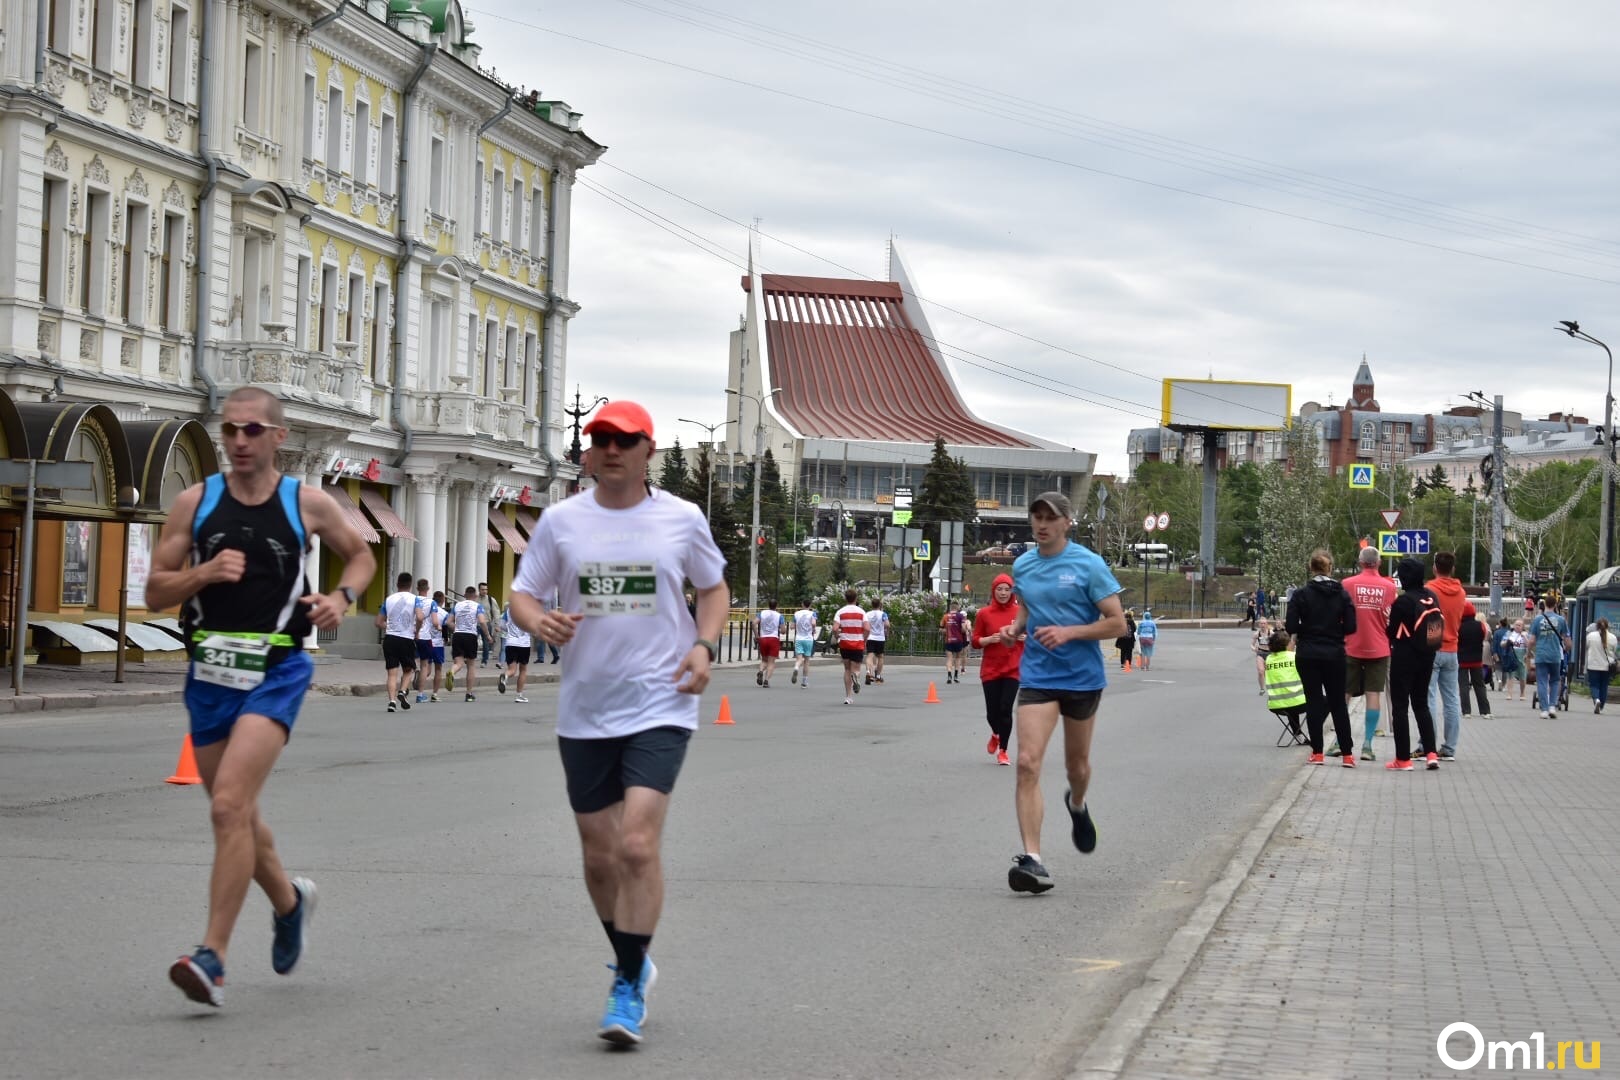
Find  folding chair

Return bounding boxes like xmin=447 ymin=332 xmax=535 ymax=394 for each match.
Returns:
xmin=1273 ymin=708 xmax=1308 ymax=747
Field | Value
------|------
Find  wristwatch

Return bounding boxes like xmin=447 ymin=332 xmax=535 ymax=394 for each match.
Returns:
xmin=694 ymin=638 xmax=718 ymax=660
xmin=338 ymin=585 xmax=356 ymax=605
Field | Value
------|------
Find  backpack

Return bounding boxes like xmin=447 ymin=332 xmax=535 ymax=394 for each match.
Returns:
xmin=1398 ymin=597 xmax=1444 ymax=652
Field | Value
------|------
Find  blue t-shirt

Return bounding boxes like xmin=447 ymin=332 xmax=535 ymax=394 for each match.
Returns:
xmin=1012 ymin=541 xmax=1123 ymax=691
xmin=1529 ymin=612 xmax=1569 ymax=663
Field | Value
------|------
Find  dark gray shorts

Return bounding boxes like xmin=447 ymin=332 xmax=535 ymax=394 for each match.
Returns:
xmin=558 ymin=726 xmax=693 ymax=814
xmin=1016 ymin=687 xmax=1103 ymax=721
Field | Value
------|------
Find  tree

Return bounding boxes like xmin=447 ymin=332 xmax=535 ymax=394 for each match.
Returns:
xmin=786 ymin=544 xmax=811 ymax=606
xmin=686 ymin=443 xmax=747 ymax=579
xmin=1218 ymin=462 xmax=1264 ymax=569
xmin=1505 ymin=460 xmax=1600 ymax=589
xmin=657 ymin=437 xmax=690 ymax=496
xmin=911 ymin=437 xmax=977 ymax=582
xmin=1259 ymin=423 xmax=1332 ymax=592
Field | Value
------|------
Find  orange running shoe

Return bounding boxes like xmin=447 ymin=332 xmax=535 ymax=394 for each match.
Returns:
xmin=1385 ymin=759 xmax=1415 ymax=771
xmin=987 ymin=734 xmax=999 ymax=756
xmin=997 ymin=748 xmax=1010 ymax=766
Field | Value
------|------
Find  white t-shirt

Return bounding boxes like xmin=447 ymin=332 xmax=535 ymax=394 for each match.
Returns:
xmin=505 ymin=621 xmax=533 ymax=650
xmin=757 ymin=609 xmax=782 ymax=639
xmin=793 ymin=608 xmax=817 ymax=640
xmin=383 ymin=591 xmax=419 ymax=638
xmin=511 ymin=488 xmax=727 ymax=738
xmin=429 ymin=604 xmax=446 ymax=646
xmin=414 ymin=597 xmax=438 ymax=641
xmin=453 ymin=600 xmax=484 ymax=635
xmin=865 ymin=609 xmax=889 ymax=641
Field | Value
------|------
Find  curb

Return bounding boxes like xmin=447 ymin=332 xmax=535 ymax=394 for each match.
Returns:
xmin=1066 ymin=763 xmax=1314 ymax=1080
xmin=0 ymin=689 xmax=187 ymax=714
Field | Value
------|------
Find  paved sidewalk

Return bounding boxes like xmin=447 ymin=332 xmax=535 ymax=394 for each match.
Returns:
xmin=1105 ymin=701 xmax=1620 ymax=1079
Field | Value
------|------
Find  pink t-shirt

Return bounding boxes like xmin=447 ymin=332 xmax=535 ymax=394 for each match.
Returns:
xmin=1342 ymin=568 xmax=1398 ymax=660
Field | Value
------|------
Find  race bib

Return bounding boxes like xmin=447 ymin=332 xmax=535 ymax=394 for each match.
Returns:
xmin=578 ymin=561 xmax=658 ymax=616
xmin=192 ymin=634 xmax=272 ymax=690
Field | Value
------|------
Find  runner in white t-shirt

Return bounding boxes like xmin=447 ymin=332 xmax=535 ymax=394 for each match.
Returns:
xmin=411 ymin=578 xmax=440 ymax=703
xmin=834 ymin=589 xmax=869 ymax=705
xmin=791 ymin=601 xmax=818 ymax=688
xmin=444 ymin=586 xmax=487 ymax=701
xmin=421 ymin=588 xmax=449 ymax=702
xmin=505 ymin=399 xmax=728 ymax=1047
xmin=754 ymin=600 xmax=783 ymax=688
xmin=499 ymin=616 xmax=533 ymax=703
xmin=864 ymin=598 xmax=892 ymax=685
xmin=374 ymin=571 xmax=421 ymax=713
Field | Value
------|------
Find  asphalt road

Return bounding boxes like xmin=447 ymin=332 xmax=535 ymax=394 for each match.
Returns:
xmin=0 ymin=631 xmax=1296 ymax=1080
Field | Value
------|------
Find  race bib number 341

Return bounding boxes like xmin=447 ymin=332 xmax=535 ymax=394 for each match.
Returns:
xmin=578 ymin=562 xmax=659 ymax=616
xmin=192 ymin=634 xmax=272 ymax=690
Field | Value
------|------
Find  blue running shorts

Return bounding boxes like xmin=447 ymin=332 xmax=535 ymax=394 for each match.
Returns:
xmin=185 ymin=650 xmax=316 ymax=747
xmin=795 ymin=639 xmax=815 ymax=658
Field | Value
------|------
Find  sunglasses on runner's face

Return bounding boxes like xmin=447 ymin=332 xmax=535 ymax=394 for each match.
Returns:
xmin=590 ymin=431 xmax=645 ymax=449
xmin=220 ymin=421 xmax=285 ymax=438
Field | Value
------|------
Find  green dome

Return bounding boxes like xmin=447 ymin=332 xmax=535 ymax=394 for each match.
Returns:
xmin=388 ymin=0 xmax=450 ymax=34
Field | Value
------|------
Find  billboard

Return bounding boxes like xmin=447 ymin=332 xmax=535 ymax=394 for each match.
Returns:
xmin=1160 ymin=379 xmax=1291 ymax=431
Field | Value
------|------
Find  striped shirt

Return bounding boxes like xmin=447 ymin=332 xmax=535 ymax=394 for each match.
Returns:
xmin=835 ymin=604 xmax=867 ymax=646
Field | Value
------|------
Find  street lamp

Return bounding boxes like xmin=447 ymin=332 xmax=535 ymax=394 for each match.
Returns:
xmin=1557 ymin=321 xmax=1614 ymax=568
xmin=677 ymin=417 xmax=724 ymax=521
xmin=726 ymin=386 xmax=783 ymax=612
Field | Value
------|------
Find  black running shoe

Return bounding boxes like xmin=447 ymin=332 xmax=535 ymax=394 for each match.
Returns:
xmin=396 ymin=690 xmax=411 ymax=711
xmin=1065 ymin=789 xmax=1097 ymax=854
xmin=1008 ymin=854 xmax=1054 ymax=894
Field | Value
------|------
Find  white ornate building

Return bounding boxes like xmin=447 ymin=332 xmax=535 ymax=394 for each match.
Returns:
xmin=0 ymin=0 xmax=602 ymax=627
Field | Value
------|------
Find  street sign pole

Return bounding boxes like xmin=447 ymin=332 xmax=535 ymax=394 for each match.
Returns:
xmin=12 ymin=459 xmax=35 ymax=696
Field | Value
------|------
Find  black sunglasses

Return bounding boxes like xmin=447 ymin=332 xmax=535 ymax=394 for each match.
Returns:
xmin=591 ymin=431 xmax=645 ymax=450
xmin=220 ymin=421 xmax=285 ymax=438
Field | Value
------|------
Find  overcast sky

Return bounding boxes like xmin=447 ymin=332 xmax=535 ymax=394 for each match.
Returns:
xmin=472 ymin=1 xmax=1620 ymax=475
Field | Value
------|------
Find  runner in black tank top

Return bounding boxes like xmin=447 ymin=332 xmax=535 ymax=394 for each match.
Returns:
xmin=143 ymin=387 xmax=375 ymax=1010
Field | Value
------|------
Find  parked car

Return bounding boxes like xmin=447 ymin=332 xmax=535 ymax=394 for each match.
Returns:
xmin=976 ymin=544 xmax=1010 ymax=557
xmin=797 ymin=537 xmax=836 ymax=552
xmin=840 ymin=542 xmax=871 ymax=554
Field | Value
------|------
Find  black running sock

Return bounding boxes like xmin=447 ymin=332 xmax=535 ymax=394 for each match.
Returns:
xmin=610 ymin=929 xmax=652 ymax=985
xmin=601 ymin=919 xmax=615 ymax=946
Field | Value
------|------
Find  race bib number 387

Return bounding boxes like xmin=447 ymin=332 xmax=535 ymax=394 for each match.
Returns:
xmin=578 ymin=562 xmax=659 ymax=616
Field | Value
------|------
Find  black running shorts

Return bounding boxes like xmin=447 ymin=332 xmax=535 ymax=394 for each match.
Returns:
xmin=383 ymin=635 xmax=417 ymax=671
xmin=558 ymin=726 xmax=693 ymax=814
xmin=1016 ymin=687 xmax=1102 ymax=721
xmin=504 ymin=645 xmax=530 ymax=666
xmin=451 ymin=631 xmax=480 ymax=660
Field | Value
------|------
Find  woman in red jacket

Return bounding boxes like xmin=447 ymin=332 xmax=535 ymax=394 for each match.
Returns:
xmin=973 ymin=573 xmax=1024 ymax=765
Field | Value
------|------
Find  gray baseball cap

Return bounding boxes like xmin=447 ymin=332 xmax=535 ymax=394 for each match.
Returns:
xmin=1030 ymin=491 xmax=1073 ymax=519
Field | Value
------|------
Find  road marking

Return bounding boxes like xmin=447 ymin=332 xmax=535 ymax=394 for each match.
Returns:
xmin=1070 ymin=958 xmax=1123 ymax=975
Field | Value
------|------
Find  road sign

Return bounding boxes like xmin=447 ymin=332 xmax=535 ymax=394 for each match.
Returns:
xmin=0 ymin=460 xmax=94 ymax=491
xmin=891 ymin=510 xmax=912 ymax=525
xmin=1156 ymin=511 xmax=1170 ymax=531
xmin=915 ymin=539 xmax=932 ymax=560
xmin=893 ymin=485 xmax=914 ymax=511
xmin=1349 ymin=464 xmax=1376 ymax=490
xmin=892 ymin=548 xmax=913 ymax=570
xmin=1533 ymin=567 xmax=1556 ymax=583
xmin=1143 ymin=514 xmax=1157 ymax=532
xmin=1377 ymin=529 xmax=1431 ymax=555
xmin=1379 ymin=509 xmax=1402 ymax=529
xmin=1491 ymin=569 xmax=1521 ymax=588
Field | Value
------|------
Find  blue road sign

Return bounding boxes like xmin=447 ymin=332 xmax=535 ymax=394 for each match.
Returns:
xmin=1377 ymin=529 xmax=1431 ymax=555
xmin=1349 ymin=464 xmax=1376 ymax=490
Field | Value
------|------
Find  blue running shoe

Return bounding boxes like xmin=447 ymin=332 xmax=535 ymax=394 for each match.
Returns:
xmin=598 ymin=975 xmax=646 ymax=1045
xmin=272 ymin=876 xmax=316 ymax=975
xmin=607 ymin=957 xmax=658 ymax=1023
xmin=1065 ymin=789 xmax=1097 ymax=854
xmin=170 ymin=946 xmax=225 ymax=1007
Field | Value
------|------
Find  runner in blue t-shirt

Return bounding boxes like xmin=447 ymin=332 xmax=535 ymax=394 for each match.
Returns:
xmin=997 ymin=491 xmax=1126 ymax=895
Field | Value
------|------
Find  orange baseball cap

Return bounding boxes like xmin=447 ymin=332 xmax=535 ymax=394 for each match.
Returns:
xmin=582 ymin=400 xmax=654 ymax=440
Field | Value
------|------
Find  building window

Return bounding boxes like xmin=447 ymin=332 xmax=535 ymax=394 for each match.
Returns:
xmin=318 ymin=264 xmax=337 ymax=352
xmin=473 ymin=159 xmax=484 ymax=234
xmin=131 ymin=0 xmax=153 ymax=87
xmin=482 ymin=319 xmax=497 ymax=396
xmin=121 ymin=202 xmax=149 ymax=324
xmin=530 ymin=188 xmax=545 ymax=257
xmin=81 ymin=190 xmax=110 ymax=314
xmin=503 ymin=325 xmax=518 ymax=393
xmin=40 ymin=177 xmax=67 ymax=306
xmin=302 ymin=74 xmax=316 ymax=160
xmin=371 ymin=283 xmax=389 ymax=382
xmin=345 ymin=272 xmax=364 ymax=346
xmin=159 ymin=212 xmax=184 ymax=330
xmin=92 ymin=0 xmax=116 ymax=72
xmin=353 ymin=99 xmax=370 ymax=187
xmin=378 ymin=113 xmax=395 ymax=196
xmin=47 ymin=0 xmax=66 ymax=50
xmin=490 ymin=169 xmax=504 ymax=246
xmin=429 ymin=137 xmax=445 ymax=214
xmin=242 ymin=40 xmax=263 ymax=132
xmin=325 ymin=84 xmax=342 ymax=168
xmin=1359 ymin=420 xmax=1376 ymax=453
xmin=522 ymin=332 xmax=537 ymax=408
xmin=463 ymin=312 xmax=476 ymax=381
xmin=294 ymin=255 xmax=311 ymax=348
xmin=167 ymin=4 xmax=190 ymax=102
xmin=511 ymin=178 xmax=524 ymax=251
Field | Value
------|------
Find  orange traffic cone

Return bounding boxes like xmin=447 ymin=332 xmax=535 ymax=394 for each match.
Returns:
xmin=166 ymin=735 xmax=201 ymax=785
xmin=924 ymin=681 xmax=940 ymax=704
xmin=713 ymin=695 xmax=735 ymax=725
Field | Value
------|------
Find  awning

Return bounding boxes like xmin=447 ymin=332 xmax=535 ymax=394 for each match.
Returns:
xmin=324 ymin=484 xmax=381 ymax=544
xmin=487 ymin=507 xmax=527 ymax=554
xmin=514 ymin=508 xmax=540 ymax=538
xmin=486 ymin=527 xmax=500 ymax=553
xmin=358 ymin=487 xmax=417 ymax=540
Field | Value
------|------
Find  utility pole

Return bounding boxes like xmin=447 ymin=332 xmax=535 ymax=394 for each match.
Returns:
xmin=1490 ymin=394 xmax=1506 ymax=616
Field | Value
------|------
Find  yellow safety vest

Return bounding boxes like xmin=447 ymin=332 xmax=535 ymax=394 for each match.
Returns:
xmin=1265 ymin=652 xmax=1306 ymax=710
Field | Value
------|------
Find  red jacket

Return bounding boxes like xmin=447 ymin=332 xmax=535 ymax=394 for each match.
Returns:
xmin=1428 ymin=575 xmax=1468 ymax=653
xmin=973 ymin=574 xmax=1024 ymax=682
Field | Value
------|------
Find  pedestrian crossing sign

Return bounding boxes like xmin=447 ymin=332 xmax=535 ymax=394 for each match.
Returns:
xmin=1349 ymin=464 xmax=1376 ymax=490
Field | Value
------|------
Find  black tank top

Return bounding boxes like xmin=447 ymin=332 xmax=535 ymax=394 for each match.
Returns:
xmin=181 ymin=473 xmax=312 ymax=653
